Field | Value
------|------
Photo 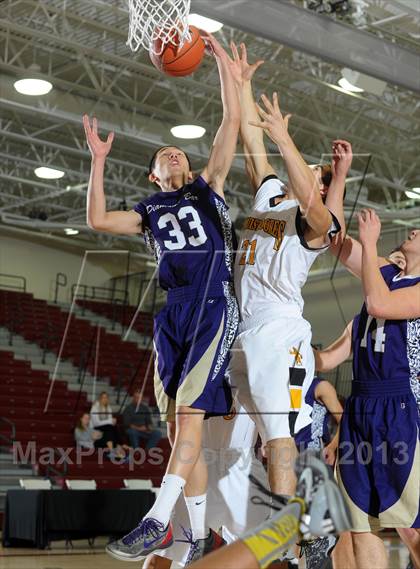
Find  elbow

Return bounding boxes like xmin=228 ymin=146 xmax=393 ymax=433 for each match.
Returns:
xmin=316 ymin=355 xmax=334 ymax=373
xmin=365 ymin=298 xmax=386 ymax=319
xmin=314 ymin=353 xmax=327 ymax=373
xmin=87 ymin=216 xmax=106 ymax=232
xmin=320 ymin=218 xmax=333 ymax=237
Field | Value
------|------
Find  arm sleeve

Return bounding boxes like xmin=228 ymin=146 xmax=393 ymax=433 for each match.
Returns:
xmin=90 ymin=403 xmax=112 ymax=428
xmin=74 ymin=429 xmax=93 ymax=449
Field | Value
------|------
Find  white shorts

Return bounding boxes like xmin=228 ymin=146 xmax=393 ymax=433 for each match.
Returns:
xmin=228 ymin=316 xmax=315 ymax=444
xmin=158 ymin=447 xmax=269 ymax=567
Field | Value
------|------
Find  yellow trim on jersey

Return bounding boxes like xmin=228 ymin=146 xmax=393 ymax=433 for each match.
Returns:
xmin=289 ymin=388 xmax=302 ymax=411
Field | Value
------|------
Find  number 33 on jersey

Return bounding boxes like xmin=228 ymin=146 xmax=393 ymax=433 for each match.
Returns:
xmin=134 ymin=176 xmax=237 ymax=291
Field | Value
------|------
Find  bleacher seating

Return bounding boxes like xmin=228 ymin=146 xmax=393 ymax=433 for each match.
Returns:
xmin=0 ymin=290 xmax=155 ymax=404
xmin=76 ymin=299 xmax=154 ymax=337
xmin=0 ymin=291 xmax=169 ymax=490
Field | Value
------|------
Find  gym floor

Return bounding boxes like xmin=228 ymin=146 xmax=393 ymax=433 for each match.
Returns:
xmin=0 ymin=535 xmax=411 ymax=569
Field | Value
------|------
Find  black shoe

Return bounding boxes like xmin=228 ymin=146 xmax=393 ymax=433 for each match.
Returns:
xmin=182 ymin=528 xmax=226 ymax=566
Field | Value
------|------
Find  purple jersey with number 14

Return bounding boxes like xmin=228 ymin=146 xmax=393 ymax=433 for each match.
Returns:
xmin=337 ymin=263 xmax=420 ymax=532
xmin=352 ymin=263 xmax=420 ymax=403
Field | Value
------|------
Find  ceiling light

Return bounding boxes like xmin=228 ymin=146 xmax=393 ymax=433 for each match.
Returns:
xmin=339 ymin=67 xmax=386 ymax=96
xmin=338 ymin=77 xmax=364 ymax=93
xmin=188 ymin=14 xmax=224 ymax=33
xmin=405 ymin=187 xmax=420 ymax=200
xmin=14 ymin=78 xmax=53 ymax=96
xmin=34 ymin=167 xmax=65 ymax=180
xmin=64 ymin=228 xmax=79 ymax=236
xmin=171 ymin=125 xmax=206 ymax=139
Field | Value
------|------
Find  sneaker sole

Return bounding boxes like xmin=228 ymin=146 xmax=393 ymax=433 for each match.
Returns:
xmin=105 ymin=540 xmax=174 ymax=562
xmin=322 ymin=480 xmax=352 ymax=535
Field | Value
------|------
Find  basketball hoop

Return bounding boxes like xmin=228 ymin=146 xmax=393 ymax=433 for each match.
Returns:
xmin=127 ymin=0 xmax=192 ymax=55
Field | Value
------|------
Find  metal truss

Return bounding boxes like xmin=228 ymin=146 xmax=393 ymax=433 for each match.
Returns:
xmin=0 ymin=0 xmax=419 ymax=260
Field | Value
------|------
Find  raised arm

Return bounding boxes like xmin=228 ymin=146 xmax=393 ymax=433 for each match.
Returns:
xmin=83 ymin=115 xmax=143 ymax=235
xmin=330 ymin=232 xmax=390 ymax=279
xmin=314 ymin=320 xmax=353 ymax=373
xmin=251 ymin=94 xmax=331 ymax=237
xmin=358 ymin=209 xmax=420 ymax=319
xmin=232 ymin=43 xmax=274 ymax=192
xmin=325 ymin=140 xmax=353 ymax=233
xmin=200 ymin=35 xmax=241 ymax=198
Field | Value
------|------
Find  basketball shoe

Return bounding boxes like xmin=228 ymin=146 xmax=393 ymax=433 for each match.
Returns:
xmin=182 ymin=527 xmax=226 ymax=565
xmin=106 ymin=518 xmax=173 ymax=561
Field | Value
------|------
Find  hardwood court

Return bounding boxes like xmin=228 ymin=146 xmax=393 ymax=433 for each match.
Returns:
xmin=0 ymin=536 xmax=412 ymax=569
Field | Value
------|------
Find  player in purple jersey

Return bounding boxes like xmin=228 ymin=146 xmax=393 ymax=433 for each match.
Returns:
xmin=317 ymin=211 xmax=420 ymax=569
xmin=84 ymin=33 xmax=243 ymax=564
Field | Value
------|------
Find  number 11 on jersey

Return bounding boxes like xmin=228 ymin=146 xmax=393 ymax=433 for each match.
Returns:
xmin=239 ymin=239 xmax=257 ymax=266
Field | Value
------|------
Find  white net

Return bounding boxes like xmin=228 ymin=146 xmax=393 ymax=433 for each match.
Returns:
xmin=127 ymin=0 xmax=192 ymax=55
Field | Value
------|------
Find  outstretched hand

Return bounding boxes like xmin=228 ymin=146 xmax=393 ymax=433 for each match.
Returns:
xmin=201 ymin=34 xmax=263 ymax=87
xmin=358 ymin=208 xmax=381 ymax=247
xmin=83 ymin=115 xmax=114 ymax=160
xmin=332 ymin=139 xmax=353 ymax=180
xmin=249 ymin=92 xmax=291 ymax=145
xmin=230 ymin=41 xmax=264 ymax=86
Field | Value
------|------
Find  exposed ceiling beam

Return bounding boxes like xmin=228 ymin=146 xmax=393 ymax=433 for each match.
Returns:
xmin=196 ymin=0 xmax=420 ymax=93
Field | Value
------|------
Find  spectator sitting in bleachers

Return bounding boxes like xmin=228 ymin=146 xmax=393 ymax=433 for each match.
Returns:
xmin=74 ymin=412 xmax=103 ymax=449
xmin=122 ymin=390 xmax=161 ymax=451
xmin=90 ymin=392 xmax=126 ymax=458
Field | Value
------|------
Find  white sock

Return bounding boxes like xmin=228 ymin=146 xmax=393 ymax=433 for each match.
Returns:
xmin=184 ymin=493 xmax=209 ymax=540
xmin=146 ymin=474 xmax=185 ymax=527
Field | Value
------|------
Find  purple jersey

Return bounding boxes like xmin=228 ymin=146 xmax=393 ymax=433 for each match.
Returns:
xmin=134 ymin=176 xmax=236 ymax=291
xmin=352 ymin=264 xmax=420 ymax=402
xmin=294 ymin=377 xmax=331 ymax=450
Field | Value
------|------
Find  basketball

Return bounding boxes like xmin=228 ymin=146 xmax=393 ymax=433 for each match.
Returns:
xmin=149 ymin=26 xmax=205 ymax=77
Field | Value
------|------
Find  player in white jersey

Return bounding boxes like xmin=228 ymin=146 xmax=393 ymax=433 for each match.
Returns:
xmin=227 ymin=44 xmax=353 ymax=568
xmin=143 ymin=401 xmax=270 ymax=568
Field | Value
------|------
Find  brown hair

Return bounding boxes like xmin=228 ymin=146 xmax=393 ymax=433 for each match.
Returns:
xmin=76 ymin=413 xmax=89 ymax=431
xmin=320 ymin=164 xmax=332 ymax=188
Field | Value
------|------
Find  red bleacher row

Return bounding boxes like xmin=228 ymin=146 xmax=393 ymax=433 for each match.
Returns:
xmin=76 ymin=299 xmax=154 ymax=337
xmin=0 ymin=292 xmax=168 ymax=488
xmin=0 ymin=289 xmax=156 ymax=405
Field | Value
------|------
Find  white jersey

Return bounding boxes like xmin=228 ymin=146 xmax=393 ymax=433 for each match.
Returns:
xmin=234 ymin=176 xmax=339 ymax=322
